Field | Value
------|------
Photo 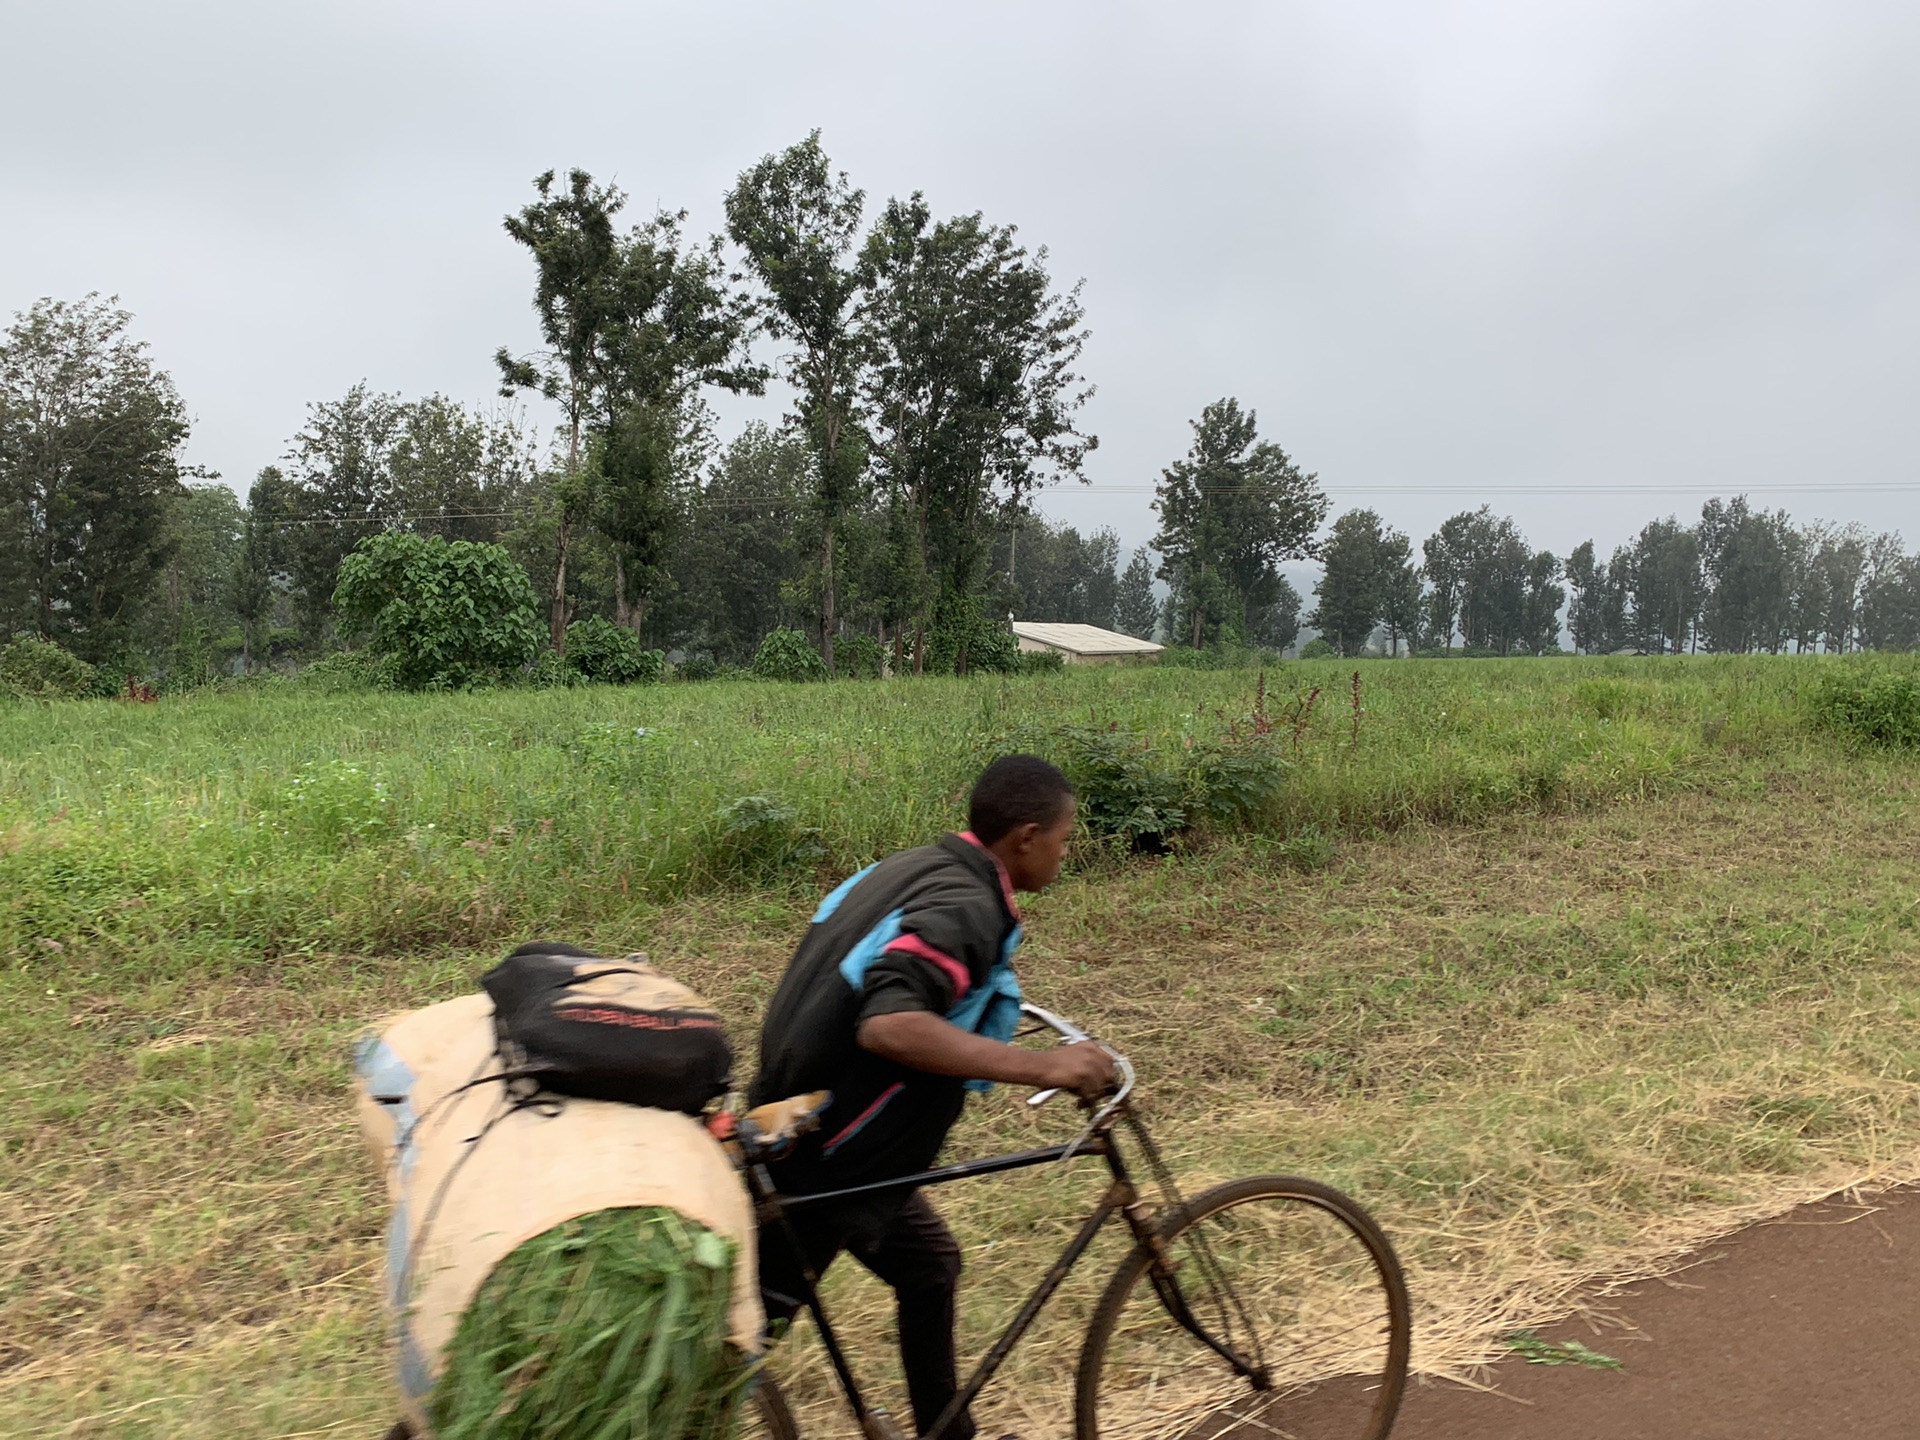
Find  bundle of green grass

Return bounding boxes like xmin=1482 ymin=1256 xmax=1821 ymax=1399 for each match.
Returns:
xmin=431 ymin=1206 xmax=752 ymax=1440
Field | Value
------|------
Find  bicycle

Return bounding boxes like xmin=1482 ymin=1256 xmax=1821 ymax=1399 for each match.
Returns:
xmin=737 ymin=1003 xmax=1411 ymax=1440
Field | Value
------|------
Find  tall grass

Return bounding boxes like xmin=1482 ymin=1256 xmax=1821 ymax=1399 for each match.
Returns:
xmin=0 ymin=656 xmax=1825 ymax=972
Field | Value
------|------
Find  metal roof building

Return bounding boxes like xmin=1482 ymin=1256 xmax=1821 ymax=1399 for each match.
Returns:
xmin=1010 ymin=622 xmax=1164 ymax=664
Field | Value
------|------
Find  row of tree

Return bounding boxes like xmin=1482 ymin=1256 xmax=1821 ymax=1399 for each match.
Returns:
xmin=1304 ymin=500 xmax=1920 ymax=657
xmin=3 ymin=129 xmax=1918 ymax=673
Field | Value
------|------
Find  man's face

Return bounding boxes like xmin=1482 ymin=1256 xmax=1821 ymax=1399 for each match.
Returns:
xmin=1008 ymin=798 xmax=1077 ymax=893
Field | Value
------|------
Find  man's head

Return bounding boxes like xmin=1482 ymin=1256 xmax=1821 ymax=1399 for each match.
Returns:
xmin=969 ymin=754 xmax=1077 ymax=893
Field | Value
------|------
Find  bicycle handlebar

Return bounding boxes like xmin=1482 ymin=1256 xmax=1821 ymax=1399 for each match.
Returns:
xmin=1016 ymin=1002 xmax=1136 ymax=1157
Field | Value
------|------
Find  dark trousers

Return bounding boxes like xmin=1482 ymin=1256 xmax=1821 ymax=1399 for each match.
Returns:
xmin=758 ymin=1191 xmax=973 ymax=1440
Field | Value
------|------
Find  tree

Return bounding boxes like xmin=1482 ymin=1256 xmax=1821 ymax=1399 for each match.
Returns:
xmin=668 ymin=423 xmax=812 ymax=664
xmin=157 ymin=482 xmax=245 ymax=650
xmin=1380 ymin=548 xmax=1423 ymax=658
xmin=588 ymin=210 xmax=759 ymax=634
xmin=1622 ymin=518 xmax=1703 ymax=654
xmin=332 ymin=531 xmax=542 ymax=689
xmin=279 ymin=383 xmax=408 ymax=640
xmin=1859 ymin=538 xmax=1920 ymax=651
xmin=726 ymin=134 xmax=870 ymax=675
xmin=1695 ymin=497 xmax=1791 ymax=653
xmin=388 ymin=396 xmax=537 ymax=544
xmin=0 ymin=295 xmax=189 ymax=663
xmin=1420 ymin=508 xmax=1536 ymax=654
xmin=1113 ymin=546 xmax=1159 ymax=639
xmin=496 ymin=169 xmax=626 ymax=651
xmin=1521 ymin=549 xmax=1566 ymax=654
xmin=1248 ymin=573 xmax=1303 ymax=653
xmin=1152 ymin=399 xmax=1326 ymax=648
xmin=1309 ymin=508 xmax=1398 ymax=657
xmin=861 ymin=195 xmax=1094 ymax=672
xmin=995 ymin=514 xmax=1119 ymax=626
xmin=230 ymin=466 xmax=291 ymax=670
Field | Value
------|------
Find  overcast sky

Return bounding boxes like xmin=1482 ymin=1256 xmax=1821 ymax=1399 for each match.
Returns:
xmin=5 ymin=0 xmax=1916 ymax=563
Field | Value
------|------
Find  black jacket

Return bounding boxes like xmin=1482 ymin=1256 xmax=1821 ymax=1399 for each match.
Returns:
xmin=750 ymin=832 xmax=1023 ymax=1211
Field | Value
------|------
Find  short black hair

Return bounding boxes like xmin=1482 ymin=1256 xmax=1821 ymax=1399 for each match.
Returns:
xmin=968 ymin=754 xmax=1075 ymax=844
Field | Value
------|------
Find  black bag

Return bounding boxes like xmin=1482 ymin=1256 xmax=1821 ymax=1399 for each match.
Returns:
xmin=480 ymin=942 xmax=734 ymax=1115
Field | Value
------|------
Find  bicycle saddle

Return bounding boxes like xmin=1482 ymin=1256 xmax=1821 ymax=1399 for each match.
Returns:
xmin=731 ymin=1090 xmax=832 ymax=1164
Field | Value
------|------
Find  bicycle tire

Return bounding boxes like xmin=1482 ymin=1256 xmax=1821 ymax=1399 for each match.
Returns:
xmin=1074 ymin=1175 xmax=1410 ymax=1440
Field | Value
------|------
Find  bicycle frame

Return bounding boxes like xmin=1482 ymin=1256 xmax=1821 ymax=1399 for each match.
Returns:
xmin=747 ymin=1100 xmax=1259 ymax=1440
xmin=746 ymin=1124 xmax=1130 ymax=1440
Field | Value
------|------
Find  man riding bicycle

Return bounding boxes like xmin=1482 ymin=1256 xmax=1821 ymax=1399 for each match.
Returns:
xmin=751 ymin=755 xmax=1116 ymax=1440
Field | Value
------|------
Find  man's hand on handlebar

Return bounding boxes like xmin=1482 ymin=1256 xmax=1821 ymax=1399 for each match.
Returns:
xmin=1035 ymin=1040 xmax=1117 ymax=1098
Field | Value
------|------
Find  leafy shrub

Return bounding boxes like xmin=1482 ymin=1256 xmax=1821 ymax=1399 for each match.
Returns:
xmin=1184 ymin=736 xmax=1291 ymax=827
xmin=0 ymin=635 xmax=95 ymax=699
xmin=753 ymin=628 xmax=828 ymax=682
xmin=677 ymin=654 xmax=720 ymax=682
xmin=564 ymin=617 xmax=665 ymax=685
xmin=1298 ymin=638 xmax=1337 ymax=660
xmin=1027 ymin=724 xmax=1187 ymax=849
xmin=836 ymin=632 xmax=885 ymax=679
xmin=298 ymin=649 xmax=399 ymax=693
xmin=332 ymin=532 xmax=543 ymax=690
xmin=922 ymin=594 xmax=1020 ymax=675
xmin=1018 ymin=649 xmax=1067 ymax=676
xmin=1809 ymin=666 xmax=1920 ymax=748
xmin=711 ymin=795 xmax=827 ymax=876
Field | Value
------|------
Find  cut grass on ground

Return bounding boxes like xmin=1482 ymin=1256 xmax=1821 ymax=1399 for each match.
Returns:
xmin=4 ymin=657 xmax=1918 ymax=1436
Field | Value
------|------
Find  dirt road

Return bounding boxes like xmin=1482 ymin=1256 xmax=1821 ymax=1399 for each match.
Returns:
xmin=1390 ymin=1186 xmax=1920 ymax=1440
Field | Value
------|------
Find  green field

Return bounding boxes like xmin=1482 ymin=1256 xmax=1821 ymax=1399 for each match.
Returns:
xmin=6 ymin=657 xmax=1920 ymax=1437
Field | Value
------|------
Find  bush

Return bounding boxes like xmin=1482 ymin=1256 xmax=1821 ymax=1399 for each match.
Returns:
xmin=835 ymin=632 xmax=885 ymax=679
xmin=710 ymin=795 xmax=827 ymax=877
xmin=564 ymin=617 xmax=665 ymax=685
xmin=1298 ymin=637 xmax=1337 ymax=660
xmin=332 ymin=532 xmax=543 ymax=690
xmin=1809 ymin=666 xmax=1920 ymax=748
xmin=677 ymin=654 xmax=720 ymax=682
xmin=1184 ymin=735 xmax=1291 ymax=827
xmin=1024 ymin=724 xmax=1188 ymax=850
xmin=1018 ymin=649 xmax=1067 ymax=676
xmin=752 ymin=628 xmax=827 ymax=682
xmin=298 ymin=649 xmax=399 ymax=693
xmin=0 ymin=635 xmax=96 ymax=699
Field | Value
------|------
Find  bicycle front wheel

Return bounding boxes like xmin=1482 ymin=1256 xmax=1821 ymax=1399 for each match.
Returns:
xmin=1075 ymin=1175 xmax=1410 ymax=1440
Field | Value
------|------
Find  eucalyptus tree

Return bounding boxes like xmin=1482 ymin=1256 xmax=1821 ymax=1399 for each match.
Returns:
xmin=1623 ymin=518 xmax=1704 ymax=653
xmin=1421 ymin=508 xmax=1535 ymax=653
xmin=860 ymin=194 xmax=1094 ymax=671
xmin=1565 ymin=540 xmax=1629 ymax=653
xmin=1696 ymin=497 xmax=1793 ymax=652
xmin=0 ymin=295 xmax=189 ymax=661
xmin=726 ymin=134 xmax=870 ymax=674
xmin=1859 ymin=539 xmax=1920 ymax=651
xmin=230 ymin=466 xmax=291 ymax=669
xmin=496 ymin=169 xmax=624 ymax=649
xmin=1310 ymin=508 xmax=1396 ymax=656
xmin=1114 ymin=546 xmax=1160 ymax=639
xmin=1152 ymin=398 xmax=1325 ymax=648
xmin=588 ymin=211 xmax=760 ymax=634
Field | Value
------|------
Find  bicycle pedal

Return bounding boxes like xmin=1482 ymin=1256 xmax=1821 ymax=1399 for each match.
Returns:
xmin=860 ymin=1408 xmax=911 ymax=1440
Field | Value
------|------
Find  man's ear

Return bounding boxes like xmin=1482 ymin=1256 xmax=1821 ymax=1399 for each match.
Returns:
xmin=1011 ymin=820 xmax=1042 ymax=852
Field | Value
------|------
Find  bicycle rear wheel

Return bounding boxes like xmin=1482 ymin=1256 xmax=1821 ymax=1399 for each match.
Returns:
xmin=1075 ymin=1175 xmax=1409 ymax=1440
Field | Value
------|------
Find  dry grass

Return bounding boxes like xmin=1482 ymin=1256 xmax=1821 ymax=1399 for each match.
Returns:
xmin=6 ymin=733 xmax=1920 ymax=1436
